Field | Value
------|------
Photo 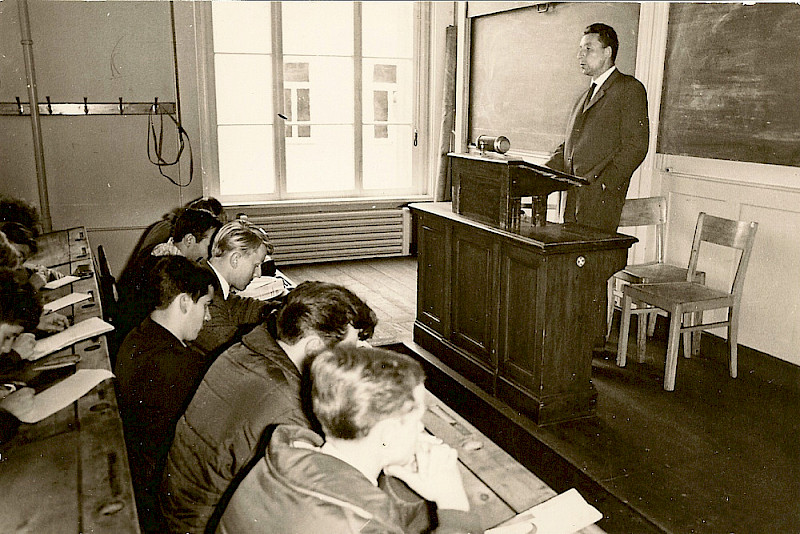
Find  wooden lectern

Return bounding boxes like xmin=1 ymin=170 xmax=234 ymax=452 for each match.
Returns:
xmin=412 ymin=154 xmax=635 ymax=424
xmin=449 ymin=152 xmax=589 ymax=229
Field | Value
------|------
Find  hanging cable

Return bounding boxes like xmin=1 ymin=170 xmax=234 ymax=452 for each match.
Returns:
xmin=147 ymin=107 xmax=193 ymax=187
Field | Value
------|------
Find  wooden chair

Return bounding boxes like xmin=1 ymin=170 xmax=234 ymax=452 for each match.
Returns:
xmin=606 ymin=197 xmax=705 ymax=352
xmin=95 ymin=244 xmax=118 ymax=324
xmin=616 ymin=212 xmax=758 ymax=391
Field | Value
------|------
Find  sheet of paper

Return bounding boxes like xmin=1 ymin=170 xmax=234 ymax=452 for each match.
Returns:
xmin=30 ymin=316 xmax=114 ymax=361
xmin=43 ymin=292 xmax=92 ymax=312
xmin=42 ymin=275 xmax=80 ymax=290
xmin=17 ymin=369 xmax=114 ymax=424
xmin=486 ymin=488 xmax=602 ymax=534
xmin=237 ymin=276 xmax=286 ymax=300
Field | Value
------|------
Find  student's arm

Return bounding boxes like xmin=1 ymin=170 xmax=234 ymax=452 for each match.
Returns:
xmin=384 ymin=436 xmax=483 ymax=533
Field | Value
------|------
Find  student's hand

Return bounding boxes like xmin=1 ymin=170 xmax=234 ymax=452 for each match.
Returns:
xmin=11 ymin=333 xmax=36 ymax=360
xmin=0 ymin=387 xmax=35 ymax=419
xmin=384 ymin=435 xmax=470 ymax=512
xmin=38 ymin=311 xmax=69 ymax=333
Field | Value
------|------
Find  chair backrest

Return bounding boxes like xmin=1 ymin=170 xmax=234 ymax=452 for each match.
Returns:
xmin=95 ymin=244 xmax=118 ymax=321
xmin=687 ymin=212 xmax=758 ymax=299
xmin=618 ymin=196 xmax=668 ymax=263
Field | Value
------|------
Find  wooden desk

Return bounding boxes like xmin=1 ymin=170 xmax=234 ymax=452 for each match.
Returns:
xmin=424 ymin=391 xmax=603 ymax=533
xmin=0 ymin=227 xmax=139 ymax=532
xmin=411 ymin=202 xmax=635 ymax=424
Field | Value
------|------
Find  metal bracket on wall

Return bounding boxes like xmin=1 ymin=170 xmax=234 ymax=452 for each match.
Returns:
xmin=0 ymin=98 xmax=176 ymax=116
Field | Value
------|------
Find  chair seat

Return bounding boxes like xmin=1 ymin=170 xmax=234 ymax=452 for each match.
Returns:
xmin=619 ymin=262 xmax=691 ymax=283
xmin=627 ymin=281 xmax=733 ymax=312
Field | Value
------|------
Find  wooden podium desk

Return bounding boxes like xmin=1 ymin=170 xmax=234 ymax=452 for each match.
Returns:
xmin=0 ymin=227 xmax=139 ymax=533
xmin=411 ymin=202 xmax=635 ymax=425
xmin=424 ymin=390 xmax=604 ymax=533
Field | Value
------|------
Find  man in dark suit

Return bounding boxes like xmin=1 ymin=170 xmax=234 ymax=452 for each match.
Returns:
xmin=546 ymin=22 xmax=649 ymax=233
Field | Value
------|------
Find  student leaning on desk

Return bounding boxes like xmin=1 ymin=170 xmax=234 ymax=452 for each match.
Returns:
xmin=0 ymin=268 xmax=42 ymax=444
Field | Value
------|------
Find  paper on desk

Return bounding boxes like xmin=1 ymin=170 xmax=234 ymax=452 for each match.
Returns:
xmin=237 ymin=276 xmax=286 ymax=300
xmin=43 ymin=292 xmax=91 ymax=312
xmin=17 ymin=369 xmax=114 ymax=423
xmin=30 ymin=317 xmax=114 ymax=361
xmin=485 ymin=488 xmax=602 ymax=534
xmin=42 ymin=275 xmax=80 ymax=290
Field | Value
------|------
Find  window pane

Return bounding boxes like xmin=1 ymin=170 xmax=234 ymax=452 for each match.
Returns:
xmin=286 ymin=125 xmax=355 ymax=193
xmin=363 ymin=2 xmax=413 ymax=58
xmin=212 ymin=2 xmax=271 ymax=54
xmin=285 ymin=55 xmax=353 ymax=124
xmin=362 ymin=59 xmax=412 ymax=123
xmin=217 ymin=125 xmax=275 ymax=196
xmin=282 ymin=2 xmax=353 ymax=56
xmin=215 ymin=54 xmax=273 ymax=124
xmin=362 ymin=125 xmax=412 ymax=190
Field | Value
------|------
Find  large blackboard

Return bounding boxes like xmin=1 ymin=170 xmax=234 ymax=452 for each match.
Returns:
xmin=468 ymin=2 xmax=640 ymax=154
xmin=658 ymin=3 xmax=800 ymax=167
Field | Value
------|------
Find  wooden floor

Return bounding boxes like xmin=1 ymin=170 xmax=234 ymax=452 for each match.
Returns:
xmin=281 ymin=257 xmax=418 ymax=347
xmin=281 ymin=256 xmax=800 ymax=534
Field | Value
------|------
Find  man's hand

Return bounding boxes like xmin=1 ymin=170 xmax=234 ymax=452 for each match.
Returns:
xmin=37 ymin=311 xmax=69 ymax=333
xmin=11 ymin=333 xmax=36 ymax=360
xmin=384 ymin=434 xmax=470 ymax=512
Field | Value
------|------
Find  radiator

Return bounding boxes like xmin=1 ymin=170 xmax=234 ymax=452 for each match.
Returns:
xmin=248 ymin=207 xmax=412 ymax=265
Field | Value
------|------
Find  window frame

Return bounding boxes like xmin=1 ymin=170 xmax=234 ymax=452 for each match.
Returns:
xmin=200 ymin=1 xmax=432 ymax=204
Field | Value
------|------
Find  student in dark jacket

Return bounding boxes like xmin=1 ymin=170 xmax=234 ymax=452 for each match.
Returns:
xmin=161 ymin=281 xmax=378 ymax=534
xmin=114 ymin=256 xmax=216 ymax=533
xmin=115 ymin=208 xmax=223 ymax=349
xmin=0 ymin=268 xmax=42 ymax=444
xmin=219 ymin=346 xmax=482 ymax=534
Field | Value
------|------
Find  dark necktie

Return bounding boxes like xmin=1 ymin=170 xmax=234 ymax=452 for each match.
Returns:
xmin=583 ymin=82 xmax=596 ymax=112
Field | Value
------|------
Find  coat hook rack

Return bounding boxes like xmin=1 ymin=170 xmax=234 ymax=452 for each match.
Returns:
xmin=0 ymin=97 xmax=176 ymax=116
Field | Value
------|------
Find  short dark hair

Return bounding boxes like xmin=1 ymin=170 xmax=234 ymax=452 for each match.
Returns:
xmin=0 ymin=222 xmax=38 ymax=256
xmin=188 ymin=197 xmax=226 ymax=222
xmin=585 ymin=23 xmax=619 ymax=63
xmin=147 ymin=255 xmax=216 ymax=311
xmin=276 ymin=281 xmax=377 ymax=346
xmin=311 ymin=345 xmax=425 ymax=440
xmin=171 ymin=208 xmax=222 ymax=243
xmin=0 ymin=195 xmax=41 ymax=236
xmin=0 ymin=268 xmax=42 ymax=330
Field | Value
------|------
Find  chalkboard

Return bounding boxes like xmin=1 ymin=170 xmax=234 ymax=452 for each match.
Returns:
xmin=658 ymin=3 xmax=800 ymax=167
xmin=468 ymin=2 xmax=640 ymax=154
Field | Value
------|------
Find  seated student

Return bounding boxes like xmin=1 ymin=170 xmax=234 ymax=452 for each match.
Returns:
xmin=124 ymin=197 xmax=227 ymax=279
xmin=114 ymin=256 xmax=216 ymax=533
xmin=151 ymin=209 xmax=223 ymax=260
xmin=0 ymin=222 xmax=69 ymax=335
xmin=161 ymin=281 xmax=378 ymax=534
xmin=0 ymin=221 xmax=65 ymax=291
xmin=115 ymin=208 xmax=222 ymax=348
xmin=0 ymin=268 xmax=42 ymax=444
xmin=218 ymin=345 xmax=482 ymax=534
xmin=190 ymin=219 xmax=276 ymax=357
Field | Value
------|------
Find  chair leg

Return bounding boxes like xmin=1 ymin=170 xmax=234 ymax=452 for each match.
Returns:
xmin=636 ymin=311 xmax=647 ymax=362
xmin=606 ymin=278 xmax=615 ymax=342
xmin=647 ymin=311 xmax=658 ymax=337
xmin=729 ymin=307 xmax=739 ymax=378
xmin=664 ymin=305 xmax=682 ymax=391
xmin=692 ymin=311 xmax=703 ymax=356
xmin=682 ymin=312 xmax=693 ymax=359
xmin=616 ymin=292 xmax=633 ymax=367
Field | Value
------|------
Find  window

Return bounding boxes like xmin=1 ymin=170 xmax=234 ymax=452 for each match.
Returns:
xmin=211 ymin=1 xmax=427 ymax=202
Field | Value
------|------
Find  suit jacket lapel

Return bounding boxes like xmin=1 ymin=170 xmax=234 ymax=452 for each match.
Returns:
xmin=583 ymin=68 xmax=621 ymax=114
